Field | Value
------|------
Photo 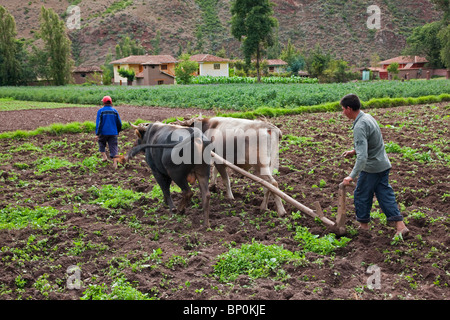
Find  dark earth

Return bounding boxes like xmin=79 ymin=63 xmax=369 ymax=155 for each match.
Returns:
xmin=0 ymin=103 xmax=448 ymax=301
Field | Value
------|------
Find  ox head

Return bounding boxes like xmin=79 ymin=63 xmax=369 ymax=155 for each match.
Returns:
xmin=122 ymin=122 xmax=152 ymax=163
xmin=129 ymin=121 xmax=151 ymax=145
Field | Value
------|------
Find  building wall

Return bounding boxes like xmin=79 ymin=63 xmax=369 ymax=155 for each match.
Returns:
xmin=73 ymin=72 xmax=102 ymax=85
xmin=199 ymin=62 xmax=229 ymax=77
xmin=143 ymin=64 xmax=175 ymax=85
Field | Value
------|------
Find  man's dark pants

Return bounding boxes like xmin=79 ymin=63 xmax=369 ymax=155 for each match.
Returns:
xmin=354 ymin=169 xmax=403 ymax=223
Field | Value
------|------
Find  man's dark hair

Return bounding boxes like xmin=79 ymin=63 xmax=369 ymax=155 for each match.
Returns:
xmin=340 ymin=94 xmax=361 ymax=111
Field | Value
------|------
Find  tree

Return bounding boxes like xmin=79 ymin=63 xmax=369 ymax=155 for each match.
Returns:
xmin=175 ymin=54 xmax=198 ymax=84
xmin=150 ymin=30 xmax=161 ymax=55
xmin=306 ymin=43 xmax=331 ymax=79
xmin=0 ymin=6 xmax=21 ymax=85
xmin=115 ymin=36 xmax=146 ymax=59
xmin=438 ymin=24 xmax=450 ymax=70
xmin=118 ymin=68 xmax=135 ymax=85
xmin=29 ymin=44 xmax=51 ymax=82
xmin=280 ymin=39 xmax=305 ymax=76
xmin=387 ymin=62 xmax=399 ymax=79
xmin=101 ymin=49 xmax=114 ymax=85
xmin=322 ymin=59 xmax=358 ymax=83
xmin=404 ymin=21 xmax=444 ymax=68
xmin=370 ymin=53 xmax=381 ymax=68
xmin=231 ymin=0 xmax=278 ymax=82
xmin=266 ymin=26 xmax=281 ymax=59
xmin=40 ymin=6 xmax=73 ymax=85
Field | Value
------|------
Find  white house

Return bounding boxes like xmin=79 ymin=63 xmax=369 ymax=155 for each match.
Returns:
xmin=190 ymin=54 xmax=229 ymax=77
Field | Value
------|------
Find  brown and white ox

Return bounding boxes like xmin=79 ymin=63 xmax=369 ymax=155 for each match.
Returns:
xmin=193 ymin=117 xmax=286 ymax=216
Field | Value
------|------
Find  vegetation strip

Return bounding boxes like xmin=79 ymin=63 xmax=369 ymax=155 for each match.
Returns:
xmin=218 ymin=94 xmax=450 ymax=119
xmin=0 ymin=80 xmax=448 ymax=110
xmin=1 ymin=95 xmax=448 ymax=140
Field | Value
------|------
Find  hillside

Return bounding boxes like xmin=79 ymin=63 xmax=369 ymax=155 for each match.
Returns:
xmin=0 ymin=0 xmax=442 ymax=68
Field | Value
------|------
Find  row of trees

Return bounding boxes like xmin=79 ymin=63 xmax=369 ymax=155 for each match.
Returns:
xmin=0 ymin=6 xmax=73 ymax=86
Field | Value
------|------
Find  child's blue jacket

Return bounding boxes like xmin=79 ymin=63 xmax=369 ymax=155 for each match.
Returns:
xmin=95 ymin=105 xmax=122 ymax=136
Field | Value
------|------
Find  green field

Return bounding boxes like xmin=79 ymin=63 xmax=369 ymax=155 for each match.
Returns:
xmin=1 ymin=79 xmax=448 ymax=111
xmin=0 ymin=98 xmax=96 ymax=111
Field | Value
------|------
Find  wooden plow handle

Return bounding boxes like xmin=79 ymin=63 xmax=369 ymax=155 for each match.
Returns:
xmin=210 ymin=151 xmax=347 ymax=235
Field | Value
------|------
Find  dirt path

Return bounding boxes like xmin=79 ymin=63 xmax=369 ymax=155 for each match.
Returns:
xmin=0 ymin=105 xmax=216 ymax=132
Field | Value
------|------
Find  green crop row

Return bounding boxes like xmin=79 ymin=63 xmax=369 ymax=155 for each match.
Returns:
xmin=218 ymin=94 xmax=450 ymax=119
xmin=0 ymin=79 xmax=448 ymax=110
xmin=190 ymin=75 xmax=318 ymax=85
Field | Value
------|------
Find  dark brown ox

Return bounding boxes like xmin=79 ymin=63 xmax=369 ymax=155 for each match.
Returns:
xmin=193 ymin=117 xmax=286 ymax=216
xmin=127 ymin=122 xmax=213 ymax=228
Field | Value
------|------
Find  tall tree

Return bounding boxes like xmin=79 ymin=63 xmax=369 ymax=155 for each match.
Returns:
xmin=40 ymin=6 xmax=73 ymax=85
xmin=306 ymin=43 xmax=331 ymax=79
xmin=231 ymin=0 xmax=278 ymax=82
xmin=438 ymin=25 xmax=450 ymax=70
xmin=0 ymin=6 xmax=21 ymax=85
xmin=280 ymin=39 xmax=305 ymax=75
xmin=404 ymin=21 xmax=444 ymax=68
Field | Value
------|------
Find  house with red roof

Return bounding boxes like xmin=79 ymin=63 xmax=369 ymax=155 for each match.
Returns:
xmin=110 ymin=55 xmax=177 ymax=86
xmin=376 ymin=56 xmax=428 ymax=80
xmin=365 ymin=55 xmax=448 ymax=80
xmin=72 ymin=65 xmax=103 ymax=85
xmin=190 ymin=54 xmax=230 ymax=77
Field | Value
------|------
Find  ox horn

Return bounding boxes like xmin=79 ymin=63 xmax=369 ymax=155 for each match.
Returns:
xmin=129 ymin=121 xmax=140 ymax=129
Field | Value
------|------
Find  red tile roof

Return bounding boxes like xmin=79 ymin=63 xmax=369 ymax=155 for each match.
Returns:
xmin=111 ymin=55 xmax=177 ymax=65
xmin=73 ymin=66 xmax=103 ymax=73
xmin=379 ymin=56 xmax=428 ymax=65
xmin=266 ymin=59 xmax=287 ymax=66
xmin=190 ymin=54 xmax=229 ymax=62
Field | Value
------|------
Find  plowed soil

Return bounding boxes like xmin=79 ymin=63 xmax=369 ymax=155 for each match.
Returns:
xmin=0 ymin=103 xmax=448 ymax=302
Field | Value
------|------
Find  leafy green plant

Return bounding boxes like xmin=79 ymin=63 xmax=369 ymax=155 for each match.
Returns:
xmin=293 ymin=226 xmax=351 ymax=255
xmin=213 ymin=241 xmax=307 ymax=282
xmin=34 ymin=157 xmax=74 ymax=174
xmin=81 ymin=277 xmax=156 ymax=300
xmin=88 ymin=185 xmax=146 ymax=209
xmin=0 ymin=206 xmax=60 ymax=230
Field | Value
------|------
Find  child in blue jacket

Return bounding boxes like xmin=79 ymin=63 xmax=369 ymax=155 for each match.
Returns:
xmin=96 ymin=96 xmax=122 ymax=168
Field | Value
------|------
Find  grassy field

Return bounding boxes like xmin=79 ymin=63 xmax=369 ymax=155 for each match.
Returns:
xmin=0 ymin=98 xmax=97 ymax=111
xmin=1 ymin=80 xmax=448 ymax=111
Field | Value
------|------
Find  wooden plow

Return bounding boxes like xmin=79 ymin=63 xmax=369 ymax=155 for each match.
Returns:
xmin=210 ymin=151 xmax=348 ymax=236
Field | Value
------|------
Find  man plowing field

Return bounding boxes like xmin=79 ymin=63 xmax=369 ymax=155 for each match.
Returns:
xmin=340 ymin=94 xmax=409 ymax=238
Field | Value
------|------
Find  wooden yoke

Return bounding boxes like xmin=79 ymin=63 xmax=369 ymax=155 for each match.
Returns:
xmin=211 ymin=151 xmax=347 ymax=234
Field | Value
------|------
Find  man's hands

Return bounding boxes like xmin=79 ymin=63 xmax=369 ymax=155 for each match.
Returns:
xmin=342 ymin=149 xmax=356 ymax=186
xmin=342 ymin=149 xmax=356 ymax=158
xmin=342 ymin=176 xmax=353 ymax=186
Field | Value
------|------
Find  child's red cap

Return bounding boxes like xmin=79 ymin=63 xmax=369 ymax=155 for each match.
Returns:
xmin=102 ymin=96 xmax=112 ymax=104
